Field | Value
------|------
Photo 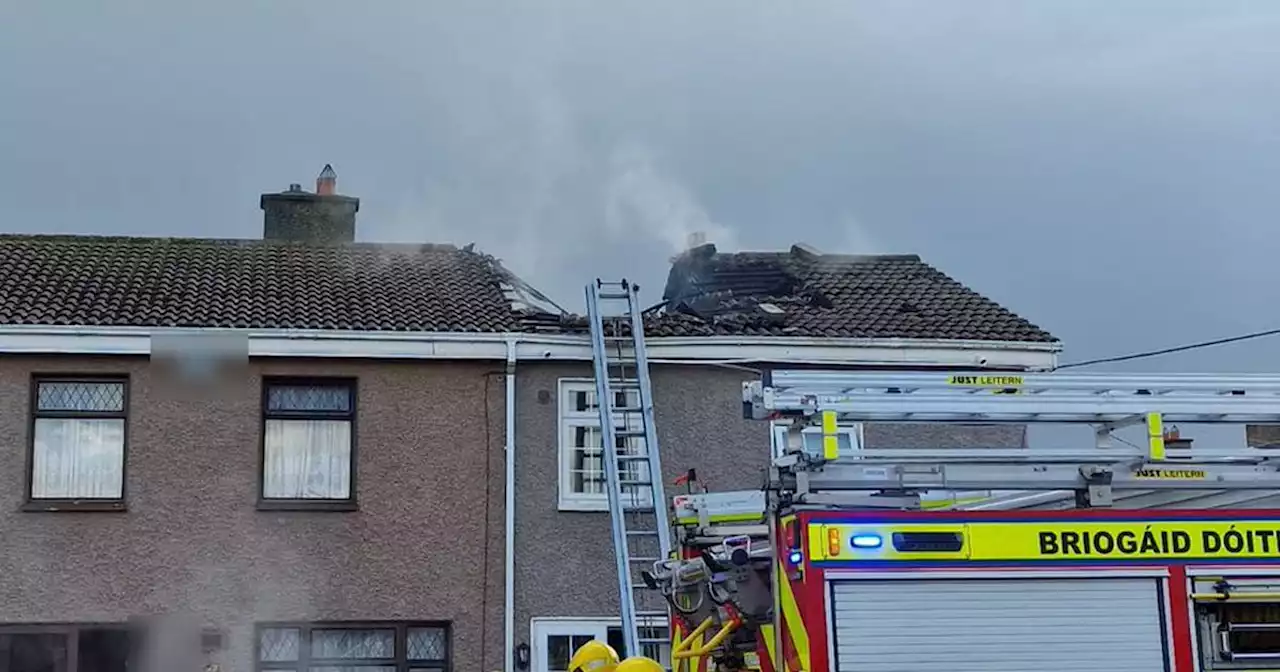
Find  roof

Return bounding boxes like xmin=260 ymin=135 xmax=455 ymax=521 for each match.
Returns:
xmin=0 ymin=235 xmax=1056 ymax=344
xmin=644 ymin=243 xmax=1058 ymax=342
xmin=0 ymin=235 xmax=557 ymax=332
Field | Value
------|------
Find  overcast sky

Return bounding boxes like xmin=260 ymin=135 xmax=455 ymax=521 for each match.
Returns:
xmin=3 ymin=1 xmax=1280 ymax=379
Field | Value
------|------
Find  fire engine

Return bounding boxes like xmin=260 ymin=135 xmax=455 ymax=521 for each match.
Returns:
xmin=579 ymin=280 xmax=1280 ymax=672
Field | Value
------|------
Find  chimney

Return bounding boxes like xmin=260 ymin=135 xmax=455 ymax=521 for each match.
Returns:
xmin=686 ymin=231 xmax=707 ymax=249
xmin=259 ymin=164 xmax=360 ymax=243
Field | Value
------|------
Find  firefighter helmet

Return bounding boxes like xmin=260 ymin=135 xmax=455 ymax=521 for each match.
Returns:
xmin=568 ymin=640 xmax=621 ymax=672
xmin=614 ymin=656 xmax=665 ymax=672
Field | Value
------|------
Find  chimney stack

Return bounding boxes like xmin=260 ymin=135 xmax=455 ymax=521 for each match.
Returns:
xmin=687 ymin=231 xmax=707 ymax=249
xmin=260 ymin=164 xmax=359 ymax=244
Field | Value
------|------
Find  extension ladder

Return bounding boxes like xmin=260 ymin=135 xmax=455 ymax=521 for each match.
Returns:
xmin=585 ymin=279 xmax=673 ymax=659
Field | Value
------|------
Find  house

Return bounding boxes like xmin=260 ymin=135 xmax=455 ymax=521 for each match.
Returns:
xmin=0 ymin=166 xmax=1060 ymax=672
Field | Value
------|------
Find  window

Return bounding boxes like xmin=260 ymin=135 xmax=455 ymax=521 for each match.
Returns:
xmin=0 ymin=624 xmax=138 ymax=672
xmin=256 ymin=623 xmax=449 ymax=672
xmin=557 ymin=380 xmax=651 ymax=512
xmin=530 ymin=619 xmax=669 ymax=672
xmin=28 ymin=377 xmax=129 ymax=510
xmin=260 ymin=379 xmax=357 ymax=509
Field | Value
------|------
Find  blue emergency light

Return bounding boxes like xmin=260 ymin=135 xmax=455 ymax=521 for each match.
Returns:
xmin=850 ymin=533 xmax=884 ymax=549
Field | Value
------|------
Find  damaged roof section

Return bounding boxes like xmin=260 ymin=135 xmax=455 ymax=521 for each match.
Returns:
xmin=650 ymin=242 xmax=1058 ymax=342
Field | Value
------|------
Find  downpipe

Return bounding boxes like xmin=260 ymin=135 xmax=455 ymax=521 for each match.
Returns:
xmin=504 ymin=338 xmax=518 ymax=672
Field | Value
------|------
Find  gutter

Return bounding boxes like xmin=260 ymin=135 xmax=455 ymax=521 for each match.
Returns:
xmin=504 ymin=338 xmax=517 ymax=672
xmin=0 ymin=325 xmax=1061 ymax=370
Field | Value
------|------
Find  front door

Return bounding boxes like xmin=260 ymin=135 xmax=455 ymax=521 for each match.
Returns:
xmin=530 ymin=621 xmax=610 ymax=672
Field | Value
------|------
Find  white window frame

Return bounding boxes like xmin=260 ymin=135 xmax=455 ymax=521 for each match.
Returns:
xmin=557 ymin=379 xmax=649 ymax=512
xmin=530 ymin=617 xmax=671 ymax=672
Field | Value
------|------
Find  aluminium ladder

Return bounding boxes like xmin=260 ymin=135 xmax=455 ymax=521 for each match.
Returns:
xmin=585 ymin=279 xmax=673 ymax=660
xmin=742 ymin=369 xmax=1280 ymax=509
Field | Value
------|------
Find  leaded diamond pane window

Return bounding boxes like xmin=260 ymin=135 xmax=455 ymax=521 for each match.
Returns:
xmin=268 ymin=385 xmax=352 ymax=413
xmin=37 ymin=381 xmax=126 ymax=413
xmin=256 ymin=624 xmax=449 ymax=672
xmin=310 ymin=629 xmax=394 ymax=659
xmin=30 ymin=378 xmax=129 ymax=502
xmin=260 ymin=628 xmax=301 ymax=662
xmin=262 ymin=379 xmax=357 ymax=504
xmin=407 ymin=628 xmax=446 ymax=661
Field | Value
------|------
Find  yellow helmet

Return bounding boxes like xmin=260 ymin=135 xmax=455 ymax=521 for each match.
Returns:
xmin=614 ymin=656 xmax=665 ymax=672
xmin=568 ymin=640 xmax=621 ymax=672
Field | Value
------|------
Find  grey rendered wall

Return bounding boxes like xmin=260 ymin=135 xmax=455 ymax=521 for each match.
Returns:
xmin=0 ymin=356 xmax=506 ymax=672
xmin=511 ymin=362 xmax=1025 ymax=650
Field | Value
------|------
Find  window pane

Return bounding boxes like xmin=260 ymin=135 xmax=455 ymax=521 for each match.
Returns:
xmin=260 ymin=628 xmax=301 ymax=662
xmin=407 ymin=628 xmax=446 ymax=661
xmin=263 ymin=419 xmax=352 ymax=499
xmin=31 ymin=417 xmax=125 ymax=498
xmin=6 ymin=633 xmax=69 ymax=672
xmin=568 ymin=423 xmax=651 ymax=498
xmin=570 ymin=388 xmax=638 ymax=413
xmin=547 ymin=635 xmax=571 ymax=671
xmin=269 ymin=385 xmax=352 ymax=413
xmin=310 ymin=629 xmax=394 ymax=659
xmin=37 ymin=381 xmax=125 ymax=413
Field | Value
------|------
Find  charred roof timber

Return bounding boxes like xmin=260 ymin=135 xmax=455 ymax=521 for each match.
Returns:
xmin=260 ymin=164 xmax=360 ymax=244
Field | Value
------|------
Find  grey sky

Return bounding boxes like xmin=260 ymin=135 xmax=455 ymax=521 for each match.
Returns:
xmin=3 ymin=0 xmax=1280 ymax=378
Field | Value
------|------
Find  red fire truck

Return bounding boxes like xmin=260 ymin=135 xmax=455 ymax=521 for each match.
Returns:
xmin=647 ymin=370 xmax=1280 ymax=672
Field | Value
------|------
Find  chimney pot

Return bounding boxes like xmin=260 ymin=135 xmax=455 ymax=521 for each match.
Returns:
xmin=288 ymin=183 xmax=302 ymax=193
xmin=687 ymin=231 xmax=707 ymax=249
xmin=316 ymin=163 xmax=338 ymax=196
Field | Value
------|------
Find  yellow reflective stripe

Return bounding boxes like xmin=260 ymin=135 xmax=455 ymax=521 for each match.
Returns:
xmin=776 ymin=563 xmax=810 ymax=671
xmin=759 ymin=624 xmax=776 ymax=672
xmin=821 ymin=410 xmax=839 ymax=459
xmin=1147 ymin=412 xmax=1166 ymax=460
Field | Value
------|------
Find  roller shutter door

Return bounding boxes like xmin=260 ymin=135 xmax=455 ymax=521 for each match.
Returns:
xmin=830 ymin=577 xmax=1167 ymax=672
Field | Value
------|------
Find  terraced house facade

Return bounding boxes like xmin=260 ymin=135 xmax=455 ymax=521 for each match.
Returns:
xmin=0 ymin=168 xmax=1059 ymax=672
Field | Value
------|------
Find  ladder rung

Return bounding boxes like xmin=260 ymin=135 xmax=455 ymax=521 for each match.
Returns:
xmin=626 ymin=530 xmax=659 ymax=536
xmin=616 ymin=430 xmax=648 ymax=438
xmin=615 ymin=455 xmax=651 ymax=462
xmin=630 ymin=557 xmax=661 ymax=563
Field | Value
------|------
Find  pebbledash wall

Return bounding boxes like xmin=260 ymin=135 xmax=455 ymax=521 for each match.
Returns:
xmin=511 ymin=360 xmax=1029 ymax=658
xmin=0 ymin=355 xmax=506 ymax=672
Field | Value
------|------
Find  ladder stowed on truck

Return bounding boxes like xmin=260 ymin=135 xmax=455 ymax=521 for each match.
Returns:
xmin=642 ymin=370 xmax=1280 ymax=672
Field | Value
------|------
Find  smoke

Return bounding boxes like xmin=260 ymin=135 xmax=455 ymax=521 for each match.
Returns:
xmin=838 ymin=212 xmax=887 ymax=256
xmin=604 ymin=142 xmax=738 ymax=254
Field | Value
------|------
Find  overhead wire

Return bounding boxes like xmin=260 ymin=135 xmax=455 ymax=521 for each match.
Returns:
xmin=1056 ymin=327 xmax=1280 ymax=370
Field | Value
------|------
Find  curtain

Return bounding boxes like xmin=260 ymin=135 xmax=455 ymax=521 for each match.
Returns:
xmin=263 ymin=419 xmax=352 ymax=499
xmin=31 ymin=418 xmax=125 ymax=499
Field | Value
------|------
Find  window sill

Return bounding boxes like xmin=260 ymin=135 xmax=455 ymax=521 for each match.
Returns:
xmin=22 ymin=500 xmax=127 ymax=513
xmin=557 ymin=498 xmax=657 ymax=513
xmin=558 ymin=499 xmax=608 ymax=513
xmin=257 ymin=499 xmax=358 ymax=512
